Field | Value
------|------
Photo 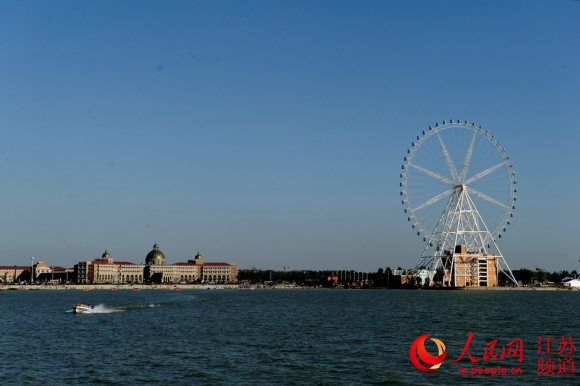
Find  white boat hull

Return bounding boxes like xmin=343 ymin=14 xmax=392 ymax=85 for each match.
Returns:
xmin=74 ymin=305 xmax=93 ymax=314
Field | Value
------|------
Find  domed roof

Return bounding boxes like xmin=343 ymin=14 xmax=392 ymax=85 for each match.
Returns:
xmin=101 ymin=250 xmax=111 ymax=259
xmin=146 ymin=243 xmax=166 ymax=265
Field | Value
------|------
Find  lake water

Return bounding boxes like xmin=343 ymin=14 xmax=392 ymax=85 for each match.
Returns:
xmin=0 ymin=288 xmax=578 ymax=385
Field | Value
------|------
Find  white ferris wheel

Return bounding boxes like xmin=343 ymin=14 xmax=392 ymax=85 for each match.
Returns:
xmin=400 ymin=120 xmax=517 ymax=286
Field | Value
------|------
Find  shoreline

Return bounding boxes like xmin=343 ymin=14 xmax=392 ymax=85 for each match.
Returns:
xmin=0 ymin=284 xmax=241 ymax=291
xmin=0 ymin=284 xmax=577 ymax=291
xmin=459 ymin=286 xmax=578 ymax=291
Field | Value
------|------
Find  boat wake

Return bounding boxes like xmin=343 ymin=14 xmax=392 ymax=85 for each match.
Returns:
xmin=67 ymin=304 xmax=122 ymax=314
xmin=90 ymin=304 xmax=121 ymax=313
xmin=68 ymin=303 xmax=161 ymax=314
xmin=117 ymin=303 xmax=160 ymax=311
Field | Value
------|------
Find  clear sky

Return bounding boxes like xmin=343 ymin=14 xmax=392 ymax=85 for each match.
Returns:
xmin=0 ymin=0 xmax=578 ymax=272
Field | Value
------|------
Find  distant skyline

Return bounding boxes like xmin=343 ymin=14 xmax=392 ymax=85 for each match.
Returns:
xmin=0 ymin=1 xmax=578 ymax=271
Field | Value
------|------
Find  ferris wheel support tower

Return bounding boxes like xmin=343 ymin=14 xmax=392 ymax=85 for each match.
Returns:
xmin=401 ymin=120 xmax=518 ymax=287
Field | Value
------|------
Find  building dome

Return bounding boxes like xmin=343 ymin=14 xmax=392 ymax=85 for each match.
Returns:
xmin=102 ymin=250 xmax=111 ymax=260
xmin=146 ymin=243 xmax=166 ymax=265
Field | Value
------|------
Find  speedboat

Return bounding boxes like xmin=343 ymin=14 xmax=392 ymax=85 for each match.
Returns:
xmin=73 ymin=303 xmax=93 ymax=314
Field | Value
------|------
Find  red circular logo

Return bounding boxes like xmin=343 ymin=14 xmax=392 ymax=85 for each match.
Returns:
xmin=409 ymin=334 xmax=447 ymax=372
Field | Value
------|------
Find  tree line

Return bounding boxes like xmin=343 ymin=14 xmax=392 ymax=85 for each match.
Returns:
xmin=238 ymin=267 xmax=405 ymax=288
xmin=238 ymin=267 xmax=578 ymax=288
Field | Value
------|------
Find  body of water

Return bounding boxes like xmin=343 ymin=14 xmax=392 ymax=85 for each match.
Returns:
xmin=0 ymin=288 xmax=577 ymax=385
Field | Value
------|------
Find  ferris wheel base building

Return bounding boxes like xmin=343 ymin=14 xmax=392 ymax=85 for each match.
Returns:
xmin=438 ymin=245 xmax=499 ymax=287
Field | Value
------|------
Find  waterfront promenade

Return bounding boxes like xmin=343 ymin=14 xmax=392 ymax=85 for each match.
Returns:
xmin=0 ymin=283 xmax=241 ymax=291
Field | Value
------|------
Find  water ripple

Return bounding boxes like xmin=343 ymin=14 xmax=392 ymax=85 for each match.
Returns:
xmin=0 ymin=289 xmax=577 ymax=384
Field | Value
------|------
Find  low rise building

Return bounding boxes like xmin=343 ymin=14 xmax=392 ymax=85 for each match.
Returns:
xmin=561 ymin=278 xmax=580 ymax=288
xmin=188 ymin=252 xmax=238 ymax=283
xmin=1 ymin=263 xmax=74 ymax=284
xmin=0 ymin=265 xmax=30 ymax=283
xmin=74 ymin=244 xmax=237 ymax=284
xmin=444 ymin=245 xmax=499 ymax=287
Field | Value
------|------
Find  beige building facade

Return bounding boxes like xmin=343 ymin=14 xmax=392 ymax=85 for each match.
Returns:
xmin=445 ymin=245 xmax=499 ymax=287
xmin=0 ymin=265 xmax=29 ymax=283
xmin=75 ymin=245 xmax=237 ymax=284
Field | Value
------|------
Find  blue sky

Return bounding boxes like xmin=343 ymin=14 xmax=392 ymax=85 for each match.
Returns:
xmin=0 ymin=0 xmax=578 ymax=271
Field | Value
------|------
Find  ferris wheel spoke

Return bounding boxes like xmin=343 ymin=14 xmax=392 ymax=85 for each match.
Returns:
xmin=409 ymin=163 xmax=453 ymax=185
xmin=437 ymin=131 xmax=459 ymax=182
xmin=467 ymin=187 xmax=508 ymax=208
xmin=459 ymin=129 xmax=477 ymax=182
xmin=464 ymin=163 xmax=504 ymax=185
xmin=403 ymin=121 xmax=517 ymax=286
xmin=414 ymin=189 xmax=453 ymax=211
